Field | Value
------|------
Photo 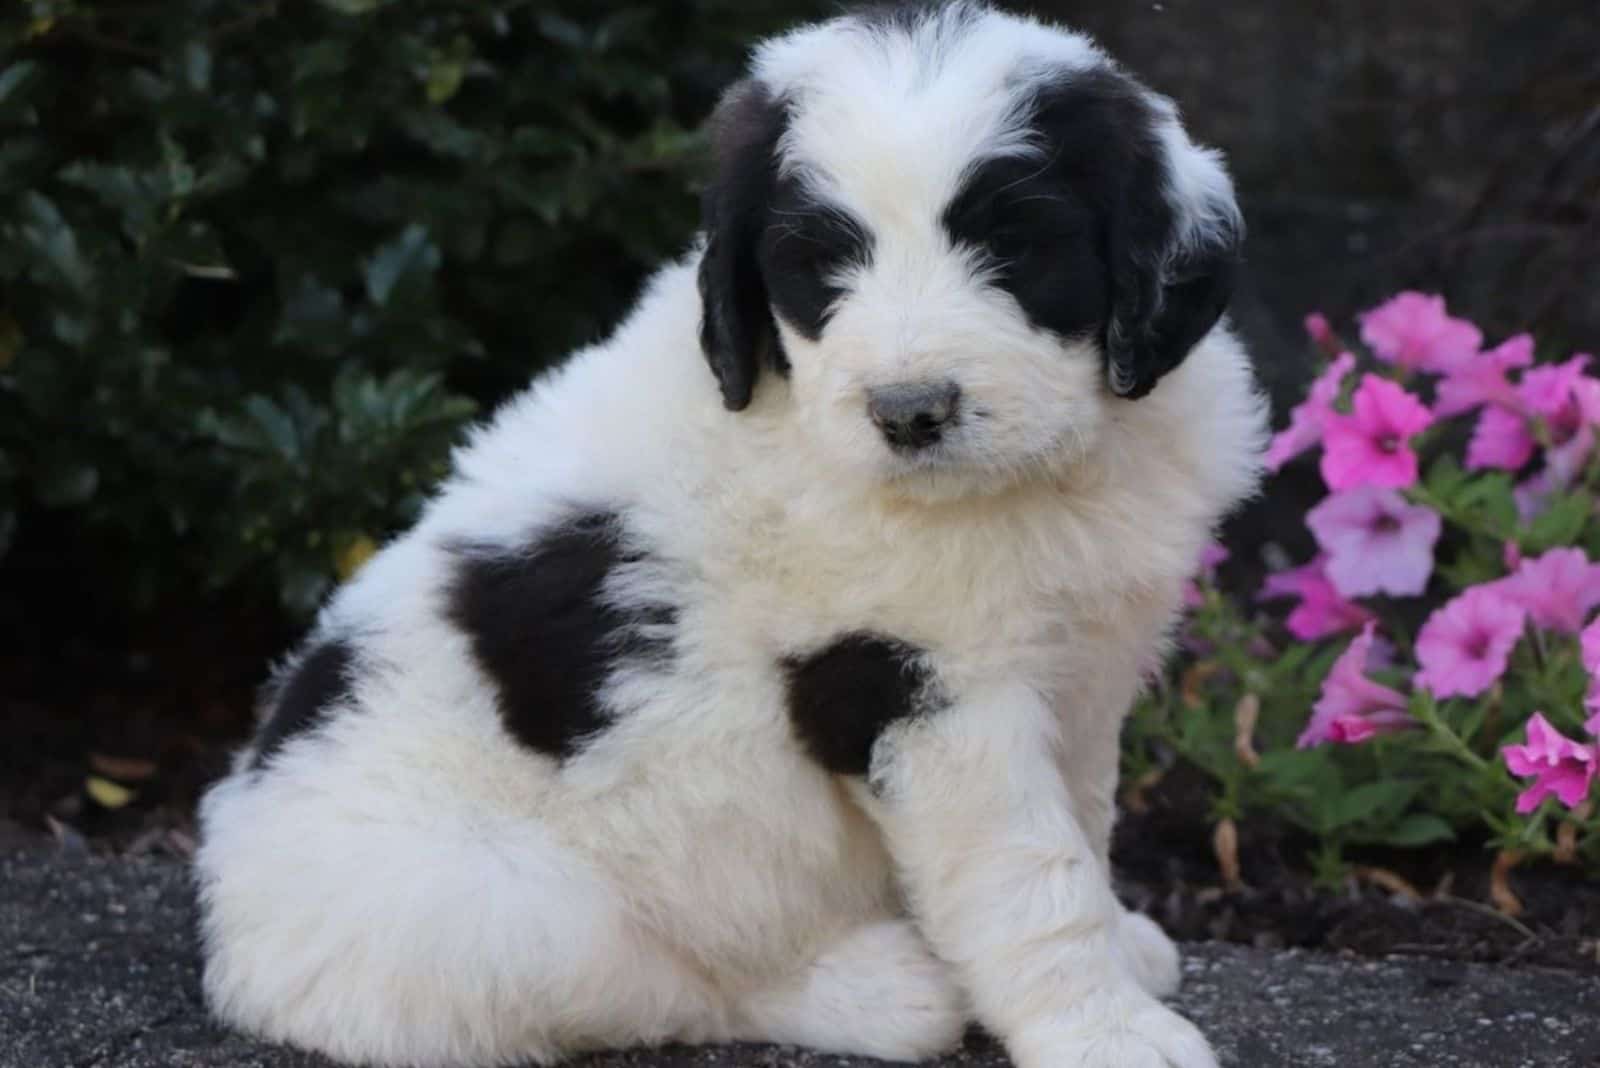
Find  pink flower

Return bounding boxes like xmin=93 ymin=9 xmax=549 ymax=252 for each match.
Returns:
xmin=1320 ymin=375 xmax=1434 ymax=490
xmin=1502 ymin=713 xmax=1597 ymax=813
xmin=1259 ymin=556 xmax=1374 ymax=641
xmin=1491 ymin=548 xmax=1600 ymax=635
xmin=1299 ymin=622 xmax=1412 ymax=747
xmin=1434 ymin=333 xmax=1534 ymax=418
xmin=1306 ymin=486 xmax=1440 ymax=598
xmin=1414 ymin=585 xmax=1526 ymax=699
xmin=1182 ymin=541 xmax=1230 ymax=609
xmin=1265 ymin=352 xmax=1356 ymax=471
xmin=1582 ymin=618 xmax=1600 ymax=723
xmin=1467 ymin=405 xmax=1536 ymax=471
xmin=1304 ymin=312 xmax=1342 ymax=357
xmin=1358 ymin=292 xmax=1482 ymax=375
xmin=1471 ymin=355 xmax=1598 ymax=475
xmin=1514 ymin=373 xmax=1600 ymax=517
xmin=1520 ymin=354 xmax=1592 ymax=423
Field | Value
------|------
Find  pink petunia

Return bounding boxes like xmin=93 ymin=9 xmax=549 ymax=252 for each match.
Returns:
xmin=1414 ymin=585 xmax=1526 ymax=699
xmin=1467 ymin=404 xmax=1536 ymax=471
xmin=1515 ymin=372 xmax=1600 ymax=517
xmin=1265 ymin=352 xmax=1356 ymax=472
xmin=1491 ymin=548 xmax=1600 ymax=635
xmin=1582 ymin=618 xmax=1600 ymax=724
xmin=1259 ymin=555 xmax=1374 ymax=641
xmin=1320 ymin=374 xmax=1434 ymax=490
xmin=1434 ymin=333 xmax=1534 ymax=418
xmin=1471 ymin=355 xmax=1597 ymax=475
xmin=1520 ymin=354 xmax=1592 ymax=423
xmin=1306 ymin=486 xmax=1441 ymax=598
xmin=1303 ymin=312 xmax=1342 ymax=357
xmin=1304 ymin=312 xmax=1333 ymax=344
xmin=1502 ymin=713 xmax=1597 ymax=813
xmin=1358 ymin=292 xmax=1482 ymax=375
xmin=1299 ymin=622 xmax=1412 ymax=748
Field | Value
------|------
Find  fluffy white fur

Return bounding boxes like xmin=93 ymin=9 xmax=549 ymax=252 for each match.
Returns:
xmin=196 ymin=5 xmax=1268 ymax=1067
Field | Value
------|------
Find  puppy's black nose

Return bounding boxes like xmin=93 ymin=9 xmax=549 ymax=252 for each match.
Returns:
xmin=867 ymin=381 xmax=961 ymax=450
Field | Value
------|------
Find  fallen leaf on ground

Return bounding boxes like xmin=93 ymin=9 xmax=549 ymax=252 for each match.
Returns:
xmin=85 ymin=776 xmax=136 ymax=809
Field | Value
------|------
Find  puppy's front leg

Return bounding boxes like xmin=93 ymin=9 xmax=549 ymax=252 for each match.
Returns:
xmin=861 ymin=682 xmax=1215 ymax=1068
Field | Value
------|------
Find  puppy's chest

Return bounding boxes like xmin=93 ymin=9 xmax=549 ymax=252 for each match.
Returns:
xmin=695 ymin=507 xmax=1111 ymax=772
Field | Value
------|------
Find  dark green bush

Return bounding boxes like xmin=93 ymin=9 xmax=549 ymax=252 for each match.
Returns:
xmin=0 ymin=0 xmax=821 ymax=616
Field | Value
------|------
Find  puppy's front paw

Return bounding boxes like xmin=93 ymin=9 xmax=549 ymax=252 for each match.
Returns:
xmin=1012 ymin=997 xmax=1217 ymax=1068
xmin=1119 ymin=910 xmax=1182 ymax=998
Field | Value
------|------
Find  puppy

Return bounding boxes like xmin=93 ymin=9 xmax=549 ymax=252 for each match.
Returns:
xmin=195 ymin=4 xmax=1267 ymax=1066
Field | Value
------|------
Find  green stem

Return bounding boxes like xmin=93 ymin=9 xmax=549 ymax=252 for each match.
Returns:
xmin=1415 ymin=697 xmax=1492 ymax=773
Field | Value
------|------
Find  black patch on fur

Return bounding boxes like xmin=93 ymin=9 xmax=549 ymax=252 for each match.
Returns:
xmin=944 ymin=151 xmax=1109 ymax=345
xmin=698 ymin=81 xmax=794 ymax=410
xmin=446 ymin=512 xmax=675 ymax=761
xmin=251 ymin=639 xmax=356 ymax=770
xmin=942 ymin=65 xmax=1241 ymax=399
xmin=783 ymin=632 xmax=938 ymax=778
xmin=760 ymin=171 xmax=874 ymax=342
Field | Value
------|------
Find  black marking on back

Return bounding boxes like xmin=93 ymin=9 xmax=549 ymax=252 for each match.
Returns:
xmin=783 ymin=632 xmax=939 ymax=778
xmin=251 ymin=639 xmax=357 ymax=770
xmin=445 ymin=512 xmax=675 ymax=761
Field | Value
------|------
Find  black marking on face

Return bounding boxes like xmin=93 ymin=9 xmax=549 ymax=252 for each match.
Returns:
xmin=782 ymin=632 xmax=941 ymax=778
xmin=446 ymin=512 xmax=675 ymax=761
xmin=943 ymin=150 xmax=1110 ymax=344
xmin=943 ymin=65 xmax=1240 ymax=398
xmin=760 ymin=172 xmax=874 ymax=342
xmin=251 ymin=639 xmax=357 ymax=770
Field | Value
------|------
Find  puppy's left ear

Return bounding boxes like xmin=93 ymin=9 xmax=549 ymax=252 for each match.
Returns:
xmin=1105 ymin=102 xmax=1243 ymax=400
xmin=697 ymin=79 xmax=789 ymax=411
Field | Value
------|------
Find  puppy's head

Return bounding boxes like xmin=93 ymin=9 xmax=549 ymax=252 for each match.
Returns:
xmin=698 ymin=2 xmax=1242 ymax=494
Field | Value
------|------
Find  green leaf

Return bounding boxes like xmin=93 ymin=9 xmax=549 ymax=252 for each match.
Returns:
xmin=535 ymin=13 xmax=588 ymax=49
xmin=1331 ymin=780 xmax=1422 ymax=829
xmin=364 ymin=224 xmax=439 ymax=307
xmin=18 ymin=192 xmax=93 ymax=293
xmin=243 ymin=396 xmax=299 ymax=461
xmin=0 ymin=61 xmax=38 ymax=105
xmin=1422 ymin=453 xmax=1468 ymax=506
xmin=35 ymin=461 xmax=99 ymax=507
xmin=1523 ymin=490 xmax=1591 ymax=553
xmin=425 ymin=37 xmax=473 ymax=104
xmin=1457 ymin=472 xmax=1518 ymax=537
xmin=318 ymin=0 xmax=385 ymax=13
xmin=182 ymin=40 xmax=212 ymax=92
xmin=1378 ymin=813 xmax=1456 ymax=847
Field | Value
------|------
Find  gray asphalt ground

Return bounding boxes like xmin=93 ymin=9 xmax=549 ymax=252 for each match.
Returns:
xmin=4 ymin=843 xmax=1598 ymax=1068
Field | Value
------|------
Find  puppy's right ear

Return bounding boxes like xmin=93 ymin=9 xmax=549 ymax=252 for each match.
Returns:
xmin=697 ymin=79 xmax=789 ymax=411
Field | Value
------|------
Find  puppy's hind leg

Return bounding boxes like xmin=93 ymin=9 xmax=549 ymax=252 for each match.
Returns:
xmin=197 ymin=771 xmax=730 ymax=1067
xmin=733 ymin=919 xmax=968 ymax=1062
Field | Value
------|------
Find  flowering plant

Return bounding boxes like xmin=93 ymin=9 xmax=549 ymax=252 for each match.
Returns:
xmin=1127 ymin=294 xmax=1600 ymax=887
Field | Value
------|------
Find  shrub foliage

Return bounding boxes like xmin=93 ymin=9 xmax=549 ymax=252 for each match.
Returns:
xmin=1 ymin=0 xmax=818 ymax=614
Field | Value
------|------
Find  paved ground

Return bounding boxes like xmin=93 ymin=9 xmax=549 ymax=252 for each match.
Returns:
xmin=4 ymin=843 xmax=1598 ymax=1068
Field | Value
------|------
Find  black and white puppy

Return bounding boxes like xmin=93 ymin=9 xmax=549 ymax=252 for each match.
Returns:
xmin=196 ymin=5 xmax=1267 ymax=1066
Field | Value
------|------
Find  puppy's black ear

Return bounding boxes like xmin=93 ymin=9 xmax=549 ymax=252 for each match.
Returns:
xmin=1103 ymin=104 xmax=1243 ymax=400
xmin=697 ymin=79 xmax=789 ymax=411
